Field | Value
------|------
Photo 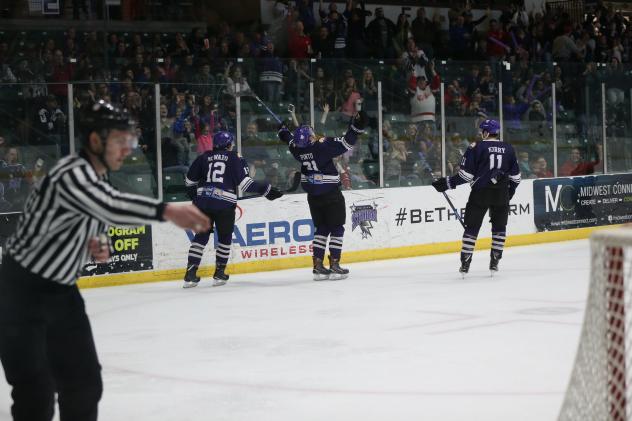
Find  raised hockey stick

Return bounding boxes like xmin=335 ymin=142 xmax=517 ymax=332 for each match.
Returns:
xmin=239 ymin=171 xmax=301 ymax=201
xmin=230 ymin=87 xmax=283 ymax=124
xmin=419 ymin=156 xmax=466 ymax=228
xmin=251 ymin=93 xmax=283 ymax=125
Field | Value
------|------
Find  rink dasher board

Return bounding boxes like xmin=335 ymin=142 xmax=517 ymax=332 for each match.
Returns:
xmin=71 ymin=180 xmax=572 ymax=287
xmin=76 ymin=179 xmax=618 ymax=288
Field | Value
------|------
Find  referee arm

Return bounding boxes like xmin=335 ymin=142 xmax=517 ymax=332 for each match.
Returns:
xmin=58 ymin=165 xmax=209 ymax=230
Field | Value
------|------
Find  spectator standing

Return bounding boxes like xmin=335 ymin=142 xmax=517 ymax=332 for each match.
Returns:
xmin=224 ymin=64 xmax=251 ymax=96
xmin=46 ymin=49 xmax=74 ymax=98
xmin=288 ymin=20 xmax=313 ymax=59
xmin=318 ymin=0 xmax=349 ymax=58
xmin=346 ymin=2 xmax=369 ymax=58
xmin=339 ymin=76 xmax=362 ymax=118
xmin=486 ymin=19 xmax=510 ymax=60
xmin=478 ymin=65 xmax=498 ymax=111
xmin=409 ymin=76 xmax=436 ymax=125
xmin=258 ymin=41 xmax=284 ymax=103
xmin=411 ymin=8 xmax=438 ymax=59
xmin=194 ymin=122 xmax=213 ymax=154
xmin=401 ymin=39 xmax=429 ymax=84
xmin=462 ymin=8 xmax=489 ymax=59
xmin=393 ymin=12 xmax=412 ymax=57
xmin=449 ymin=15 xmax=468 ymax=60
xmin=552 ymin=24 xmax=584 ymax=62
xmin=366 ymin=7 xmax=396 ymax=58
xmin=312 ymin=26 xmax=334 ymax=59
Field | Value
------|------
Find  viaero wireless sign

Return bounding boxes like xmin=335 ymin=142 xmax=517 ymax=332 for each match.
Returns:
xmin=534 ymin=175 xmax=632 ymax=231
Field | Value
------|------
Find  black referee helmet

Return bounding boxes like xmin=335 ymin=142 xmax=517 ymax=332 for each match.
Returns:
xmin=79 ymin=99 xmax=138 ymax=171
xmin=78 ymin=99 xmax=136 ymax=145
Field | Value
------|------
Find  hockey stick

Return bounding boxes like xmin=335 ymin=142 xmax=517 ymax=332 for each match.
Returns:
xmin=419 ymin=156 xmax=466 ymax=228
xmin=239 ymin=171 xmax=301 ymax=201
xmin=251 ymin=93 xmax=283 ymax=125
xmin=230 ymin=88 xmax=283 ymax=125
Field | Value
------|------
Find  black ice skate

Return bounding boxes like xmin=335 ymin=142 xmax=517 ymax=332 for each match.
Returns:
xmin=213 ymin=263 xmax=229 ymax=287
xmin=489 ymin=251 xmax=502 ymax=274
xmin=312 ymin=257 xmax=331 ymax=281
xmin=183 ymin=265 xmax=200 ymax=289
xmin=459 ymin=254 xmax=472 ymax=277
xmin=328 ymin=256 xmax=349 ymax=280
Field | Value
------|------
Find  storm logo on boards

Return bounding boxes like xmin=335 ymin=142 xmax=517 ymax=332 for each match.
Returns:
xmin=350 ymin=202 xmax=378 ymax=239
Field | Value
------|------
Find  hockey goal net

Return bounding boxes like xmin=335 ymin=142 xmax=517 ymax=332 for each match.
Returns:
xmin=559 ymin=229 xmax=632 ymax=421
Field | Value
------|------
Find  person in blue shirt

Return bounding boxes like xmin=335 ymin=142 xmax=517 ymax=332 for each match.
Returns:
xmin=183 ymin=131 xmax=283 ymax=287
xmin=278 ymin=110 xmax=368 ymax=280
xmin=432 ymin=119 xmax=521 ymax=274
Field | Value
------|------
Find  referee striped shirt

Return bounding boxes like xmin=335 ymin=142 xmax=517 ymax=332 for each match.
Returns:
xmin=5 ymin=152 xmax=165 ymax=285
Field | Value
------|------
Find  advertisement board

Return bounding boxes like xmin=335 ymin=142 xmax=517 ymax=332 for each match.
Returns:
xmin=534 ymin=174 xmax=632 ymax=231
xmin=82 ymin=225 xmax=153 ymax=276
xmin=150 ymin=181 xmax=536 ymax=272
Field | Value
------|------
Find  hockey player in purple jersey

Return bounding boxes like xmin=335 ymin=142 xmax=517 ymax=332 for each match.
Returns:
xmin=183 ymin=131 xmax=283 ymax=288
xmin=278 ymin=111 xmax=368 ymax=280
xmin=432 ymin=119 xmax=521 ymax=275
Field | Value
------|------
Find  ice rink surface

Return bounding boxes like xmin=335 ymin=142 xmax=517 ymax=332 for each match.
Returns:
xmin=0 ymin=239 xmax=592 ymax=421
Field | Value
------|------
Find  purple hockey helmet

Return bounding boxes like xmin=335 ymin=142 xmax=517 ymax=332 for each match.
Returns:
xmin=293 ymin=125 xmax=315 ymax=148
xmin=479 ymin=119 xmax=500 ymax=136
xmin=213 ymin=131 xmax=234 ymax=150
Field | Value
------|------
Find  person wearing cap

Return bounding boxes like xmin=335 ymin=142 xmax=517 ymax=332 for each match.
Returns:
xmin=432 ymin=119 xmax=521 ymax=275
xmin=0 ymin=100 xmax=210 ymax=421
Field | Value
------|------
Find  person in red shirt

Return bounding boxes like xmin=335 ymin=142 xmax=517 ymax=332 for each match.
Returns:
xmin=559 ymin=148 xmax=596 ymax=176
xmin=288 ymin=20 xmax=313 ymax=59
xmin=486 ymin=19 xmax=510 ymax=59
xmin=47 ymin=49 xmax=74 ymax=98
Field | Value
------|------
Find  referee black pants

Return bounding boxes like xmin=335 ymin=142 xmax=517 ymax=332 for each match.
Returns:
xmin=0 ymin=256 xmax=102 ymax=421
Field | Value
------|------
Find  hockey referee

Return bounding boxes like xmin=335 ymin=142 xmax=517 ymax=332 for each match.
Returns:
xmin=0 ymin=100 xmax=210 ymax=421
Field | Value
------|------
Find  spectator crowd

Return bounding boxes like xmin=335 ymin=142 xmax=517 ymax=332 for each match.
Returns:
xmin=0 ymin=0 xmax=631 ymax=209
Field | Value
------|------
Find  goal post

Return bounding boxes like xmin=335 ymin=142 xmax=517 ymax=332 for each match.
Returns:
xmin=559 ymin=230 xmax=631 ymax=421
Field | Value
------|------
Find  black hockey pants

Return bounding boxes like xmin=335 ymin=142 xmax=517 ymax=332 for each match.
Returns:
xmin=0 ymin=256 xmax=102 ymax=421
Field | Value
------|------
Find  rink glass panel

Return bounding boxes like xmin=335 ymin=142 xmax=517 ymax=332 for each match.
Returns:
xmin=498 ymin=61 xmax=555 ymax=181
xmin=441 ymin=61 xmax=499 ymax=180
xmin=375 ymin=59 xmax=441 ymax=188
xmin=0 ymin=82 xmax=71 ymax=212
xmin=71 ymin=81 xmax=159 ymax=199
xmin=237 ymin=58 xmax=304 ymax=197
xmin=159 ymin=82 xmax=226 ymax=202
xmin=306 ymin=58 xmax=380 ymax=191
xmin=0 ymin=59 xmax=628 ymax=213
xmin=554 ymin=62 xmax=605 ymax=178
xmin=604 ymin=63 xmax=632 ymax=174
